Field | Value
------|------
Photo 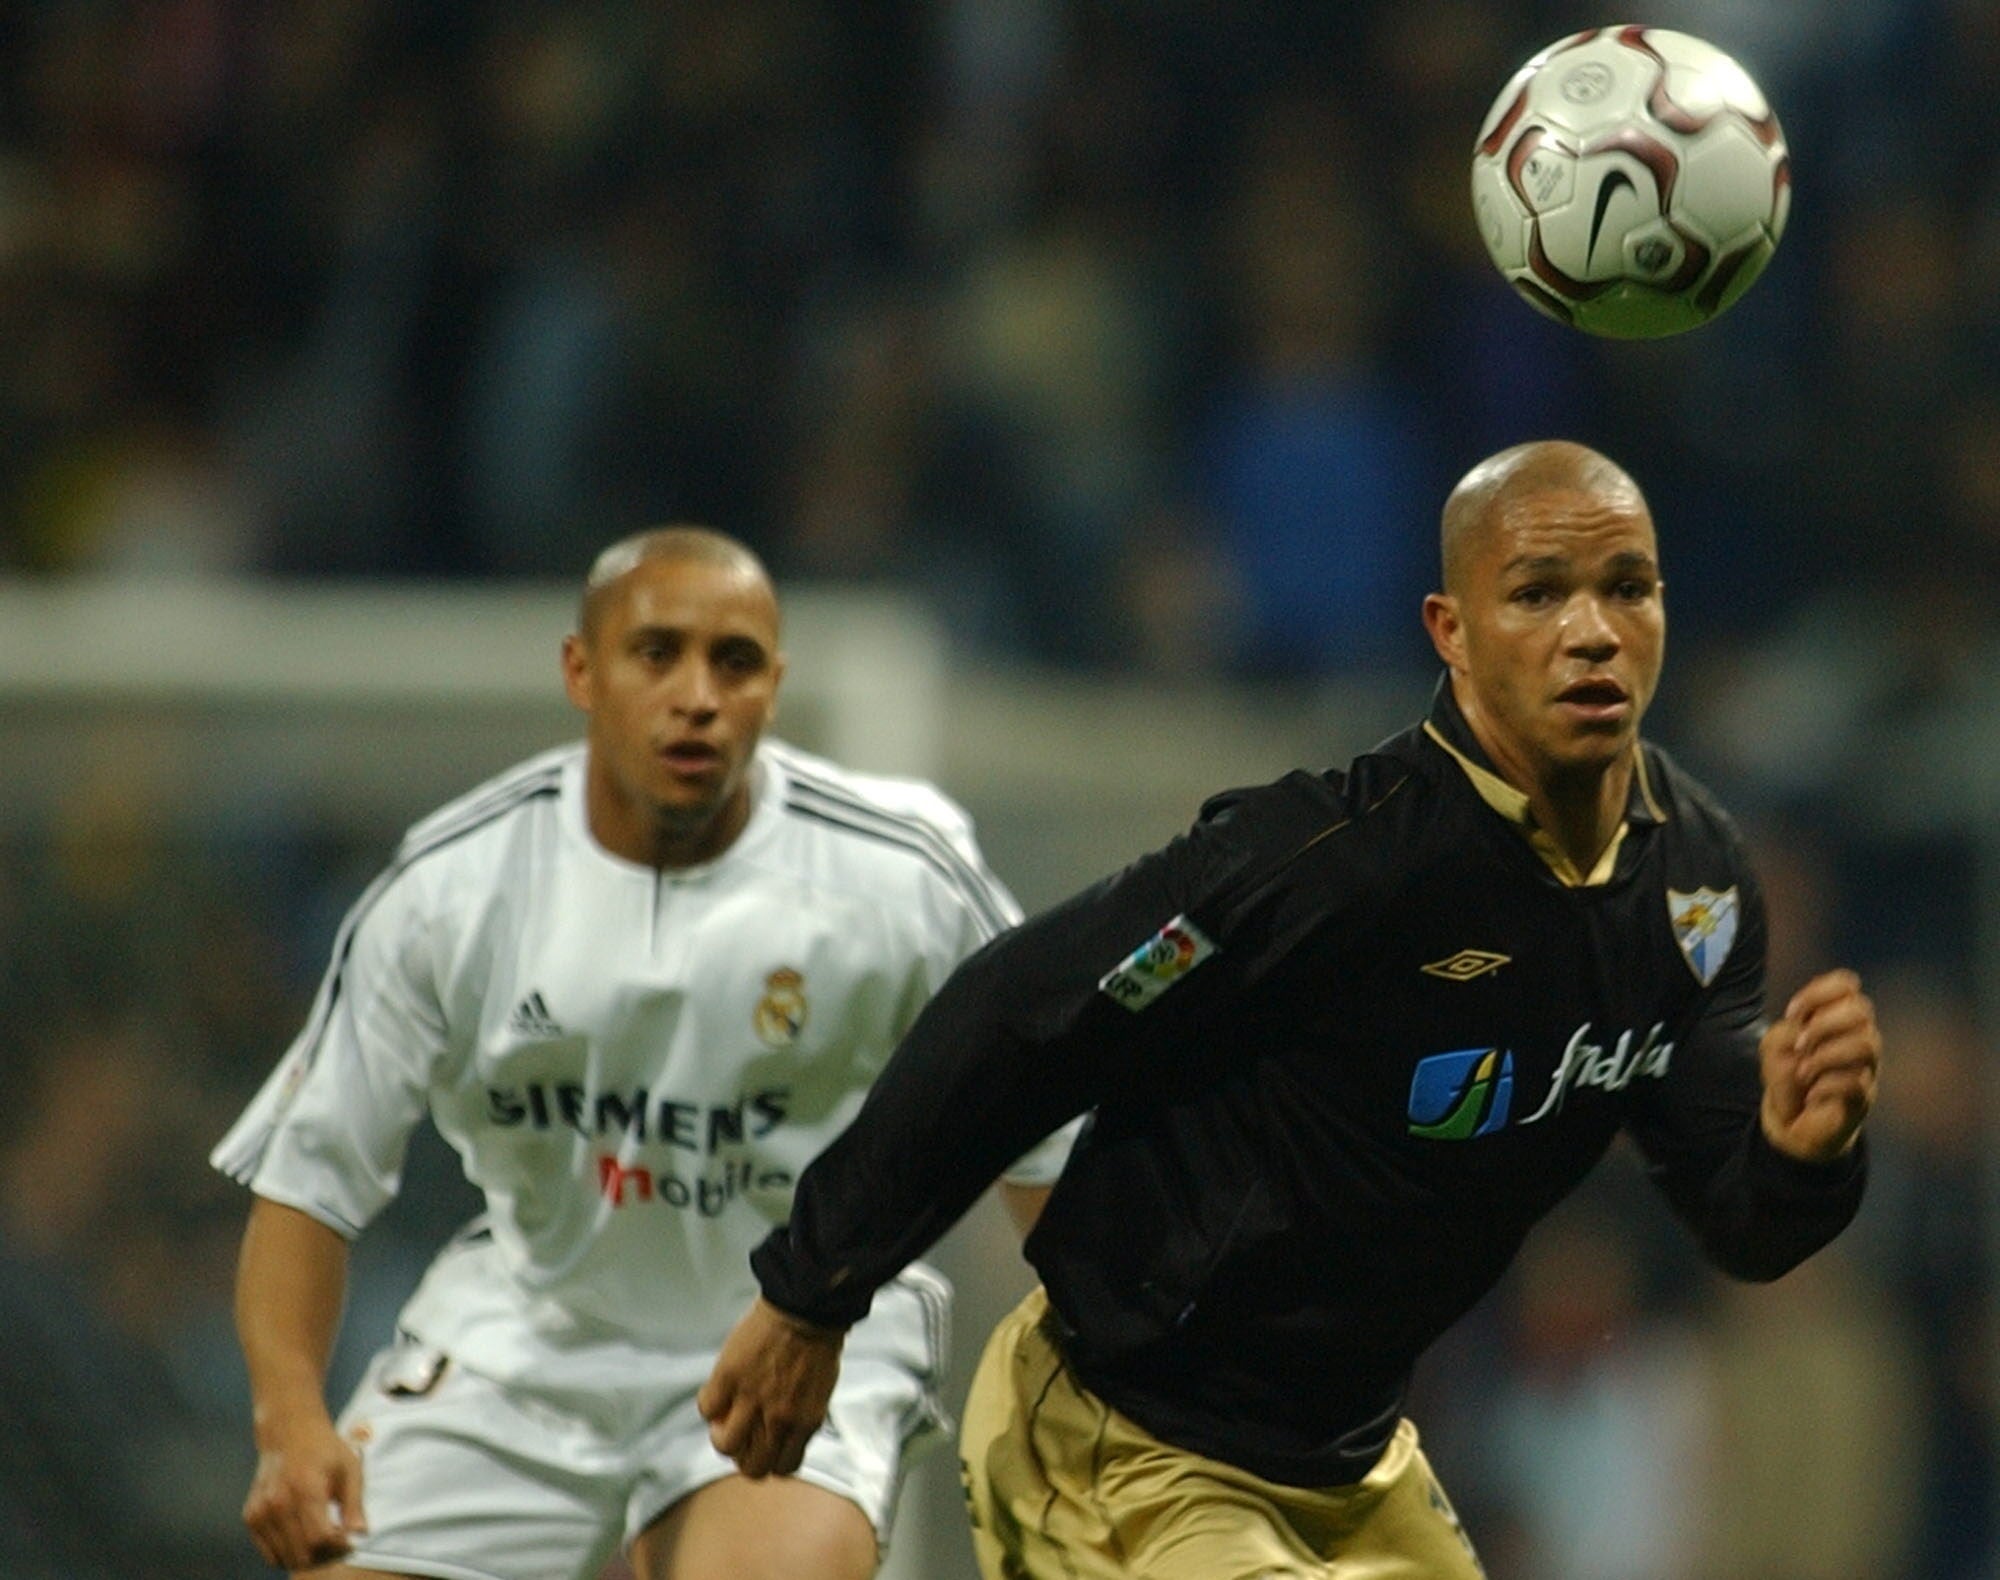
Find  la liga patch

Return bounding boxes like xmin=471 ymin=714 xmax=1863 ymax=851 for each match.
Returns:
xmin=1098 ymin=914 xmax=1217 ymax=1012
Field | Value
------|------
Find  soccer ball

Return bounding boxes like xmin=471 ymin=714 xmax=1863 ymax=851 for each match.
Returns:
xmin=1470 ymin=26 xmax=1790 ymax=338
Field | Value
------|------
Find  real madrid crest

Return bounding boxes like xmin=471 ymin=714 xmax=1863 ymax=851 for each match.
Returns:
xmin=753 ymin=967 xmax=808 ymax=1047
xmin=1668 ymin=886 xmax=1739 ymax=986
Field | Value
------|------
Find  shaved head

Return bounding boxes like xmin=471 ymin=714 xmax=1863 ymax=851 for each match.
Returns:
xmin=579 ymin=526 xmax=776 ymax=640
xmin=564 ymin=523 xmax=786 ymax=868
xmin=1440 ymin=441 xmax=1648 ymax=593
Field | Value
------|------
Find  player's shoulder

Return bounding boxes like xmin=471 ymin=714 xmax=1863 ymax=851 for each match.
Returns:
xmin=1196 ymin=722 xmax=1429 ymax=854
xmin=1636 ymin=738 xmax=1751 ymax=861
xmin=761 ymin=738 xmax=1013 ymax=924
xmin=393 ymin=743 xmax=577 ymax=872
xmin=320 ymin=746 xmax=575 ymax=951
xmin=764 ymin=738 xmax=979 ymax=848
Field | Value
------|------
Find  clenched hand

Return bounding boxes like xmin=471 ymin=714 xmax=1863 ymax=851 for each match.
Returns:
xmin=1760 ymin=968 xmax=1880 ymax=1163
xmin=698 ymin=1296 xmax=846 ymax=1478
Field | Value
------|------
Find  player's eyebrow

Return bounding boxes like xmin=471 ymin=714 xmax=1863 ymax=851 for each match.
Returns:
xmin=1500 ymin=550 xmax=1657 ymax=577
xmin=711 ymin=632 xmax=773 ymax=661
xmin=1500 ymin=553 xmax=1571 ymax=576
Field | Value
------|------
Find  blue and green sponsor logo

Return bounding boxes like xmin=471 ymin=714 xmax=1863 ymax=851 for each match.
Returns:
xmin=1407 ymin=1047 xmax=1514 ymax=1140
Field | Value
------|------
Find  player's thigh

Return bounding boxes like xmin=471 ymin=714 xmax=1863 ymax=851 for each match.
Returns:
xmin=961 ymin=1290 xmax=1484 ymax=1580
xmin=627 ymin=1473 xmax=877 ymax=1580
xmin=963 ymin=1287 xmax=1305 ymax=1580
xmin=620 ymin=1358 xmax=916 ymax=1580
xmin=1093 ymin=1417 xmax=1484 ymax=1580
xmin=328 ymin=1339 xmax=623 ymax=1580
xmin=959 ymin=1287 xmax=1128 ymax=1580
xmin=626 ymin=1269 xmax=949 ymax=1569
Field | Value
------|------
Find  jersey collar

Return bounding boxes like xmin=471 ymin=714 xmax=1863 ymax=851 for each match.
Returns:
xmin=1419 ymin=673 xmax=1665 ymax=887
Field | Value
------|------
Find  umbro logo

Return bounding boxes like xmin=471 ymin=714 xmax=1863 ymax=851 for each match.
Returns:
xmin=508 ymin=991 xmax=564 ymax=1038
xmin=1421 ymin=949 xmax=1510 ymax=982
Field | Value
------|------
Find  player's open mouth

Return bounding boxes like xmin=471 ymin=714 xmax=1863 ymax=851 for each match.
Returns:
xmin=662 ymin=742 xmax=723 ymax=773
xmin=1555 ymin=678 xmax=1629 ymax=720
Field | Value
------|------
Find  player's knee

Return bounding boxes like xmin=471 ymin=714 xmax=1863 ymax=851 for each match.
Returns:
xmin=633 ymin=1476 xmax=878 ymax=1580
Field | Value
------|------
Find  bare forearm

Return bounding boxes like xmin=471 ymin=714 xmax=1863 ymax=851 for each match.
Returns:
xmin=236 ymin=1196 xmax=352 ymax=1444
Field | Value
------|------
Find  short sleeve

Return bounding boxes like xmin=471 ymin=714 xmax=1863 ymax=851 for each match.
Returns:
xmin=209 ymin=865 xmax=451 ymax=1237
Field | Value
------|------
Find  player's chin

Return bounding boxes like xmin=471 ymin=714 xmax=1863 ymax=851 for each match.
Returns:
xmin=652 ymin=793 xmax=728 ymax=837
xmin=650 ymin=763 xmax=733 ymax=809
xmin=1550 ymin=727 xmax=1634 ymax=770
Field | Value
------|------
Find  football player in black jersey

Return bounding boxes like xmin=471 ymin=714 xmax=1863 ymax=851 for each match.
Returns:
xmin=702 ymin=440 xmax=1880 ymax=1580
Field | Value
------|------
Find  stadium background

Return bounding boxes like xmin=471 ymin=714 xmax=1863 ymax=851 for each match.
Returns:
xmin=0 ymin=2 xmax=1992 ymax=1577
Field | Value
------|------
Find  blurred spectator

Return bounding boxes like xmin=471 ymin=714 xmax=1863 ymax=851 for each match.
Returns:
xmin=1696 ymin=1250 xmax=1926 ymax=1580
xmin=1368 ymin=0 xmax=1607 ymax=472
xmin=1849 ymin=965 xmax=1995 ymax=1579
xmin=0 ymin=1018 xmax=255 ymax=1579
xmin=780 ymin=282 xmax=1047 ymax=646
xmin=218 ymin=49 xmax=458 ymax=575
xmin=1187 ymin=90 xmax=1439 ymax=675
xmin=930 ymin=23 xmax=1188 ymax=664
xmin=0 ymin=0 xmax=1983 ymax=672
xmin=1478 ymin=1204 xmax=1712 ymax=1580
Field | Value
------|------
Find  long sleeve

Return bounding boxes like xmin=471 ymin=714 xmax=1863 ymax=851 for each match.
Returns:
xmin=1624 ymin=868 xmax=1865 ymax=1280
xmin=750 ymin=775 xmax=1327 ymax=1329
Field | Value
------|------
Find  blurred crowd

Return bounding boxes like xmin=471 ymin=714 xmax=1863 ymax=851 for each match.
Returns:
xmin=4 ymin=0 xmax=1997 ymax=665
xmin=1 ymin=1 xmax=1996 ymax=1576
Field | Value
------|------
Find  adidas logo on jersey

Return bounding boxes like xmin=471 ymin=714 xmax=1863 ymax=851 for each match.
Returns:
xmin=508 ymin=991 xmax=564 ymax=1039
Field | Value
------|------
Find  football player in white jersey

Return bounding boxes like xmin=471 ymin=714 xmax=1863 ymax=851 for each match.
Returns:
xmin=212 ymin=526 xmax=1066 ymax=1580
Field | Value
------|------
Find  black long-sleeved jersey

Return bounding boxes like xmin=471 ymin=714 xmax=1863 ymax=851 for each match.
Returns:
xmin=752 ymin=678 xmax=1865 ymax=1487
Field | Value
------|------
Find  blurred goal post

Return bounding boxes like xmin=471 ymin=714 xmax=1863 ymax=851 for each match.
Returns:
xmin=0 ymin=579 xmax=949 ymax=835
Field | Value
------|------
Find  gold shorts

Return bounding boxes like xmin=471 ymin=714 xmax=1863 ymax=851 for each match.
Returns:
xmin=958 ymin=1287 xmax=1486 ymax=1580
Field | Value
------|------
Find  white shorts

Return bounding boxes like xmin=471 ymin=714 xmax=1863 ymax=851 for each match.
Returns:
xmin=331 ymin=1267 xmax=951 ymax=1580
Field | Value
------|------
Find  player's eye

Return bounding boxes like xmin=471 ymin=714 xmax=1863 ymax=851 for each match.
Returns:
xmin=713 ymin=641 xmax=767 ymax=676
xmin=1510 ymin=584 xmax=1558 ymax=609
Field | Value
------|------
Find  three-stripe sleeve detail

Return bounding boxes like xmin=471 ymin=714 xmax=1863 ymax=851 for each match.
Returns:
xmin=782 ymin=769 xmax=1014 ymax=938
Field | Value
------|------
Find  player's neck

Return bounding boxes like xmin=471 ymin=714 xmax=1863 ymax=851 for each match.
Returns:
xmin=585 ymin=781 xmax=753 ymax=871
xmin=1451 ymin=679 xmax=1631 ymax=871
xmin=646 ymin=794 xmax=752 ymax=870
xmin=1527 ymin=759 xmax=1631 ymax=878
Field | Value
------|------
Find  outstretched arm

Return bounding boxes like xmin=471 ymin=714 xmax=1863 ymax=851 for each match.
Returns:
xmin=699 ymin=845 xmax=1215 ymax=1476
xmin=700 ymin=770 xmax=1359 ymax=1477
xmin=700 ymin=915 xmax=1110 ymax=1476
xmin=234 ymin=1197 xmax=367 ymax=1570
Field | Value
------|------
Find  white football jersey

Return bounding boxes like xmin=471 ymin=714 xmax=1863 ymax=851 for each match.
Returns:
xmin=213 ymin=738 xmax=1057 ymax=1395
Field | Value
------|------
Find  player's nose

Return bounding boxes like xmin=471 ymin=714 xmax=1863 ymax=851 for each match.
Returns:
xmin=1561 ymin=594 xmax=1620 ymax=656
xmin=665 ymin=659 xmax=722 ymax=716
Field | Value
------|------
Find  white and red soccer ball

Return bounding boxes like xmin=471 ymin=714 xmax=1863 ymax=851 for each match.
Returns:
xmin=1471 ymin=26 xmax=1790 ymax=338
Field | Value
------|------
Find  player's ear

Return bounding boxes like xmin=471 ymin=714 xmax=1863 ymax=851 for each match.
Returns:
xmin=1422 ymin=593 xmax=1466 ymax=670
xmin=561 ymin=632 xmax=594 ymax=713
